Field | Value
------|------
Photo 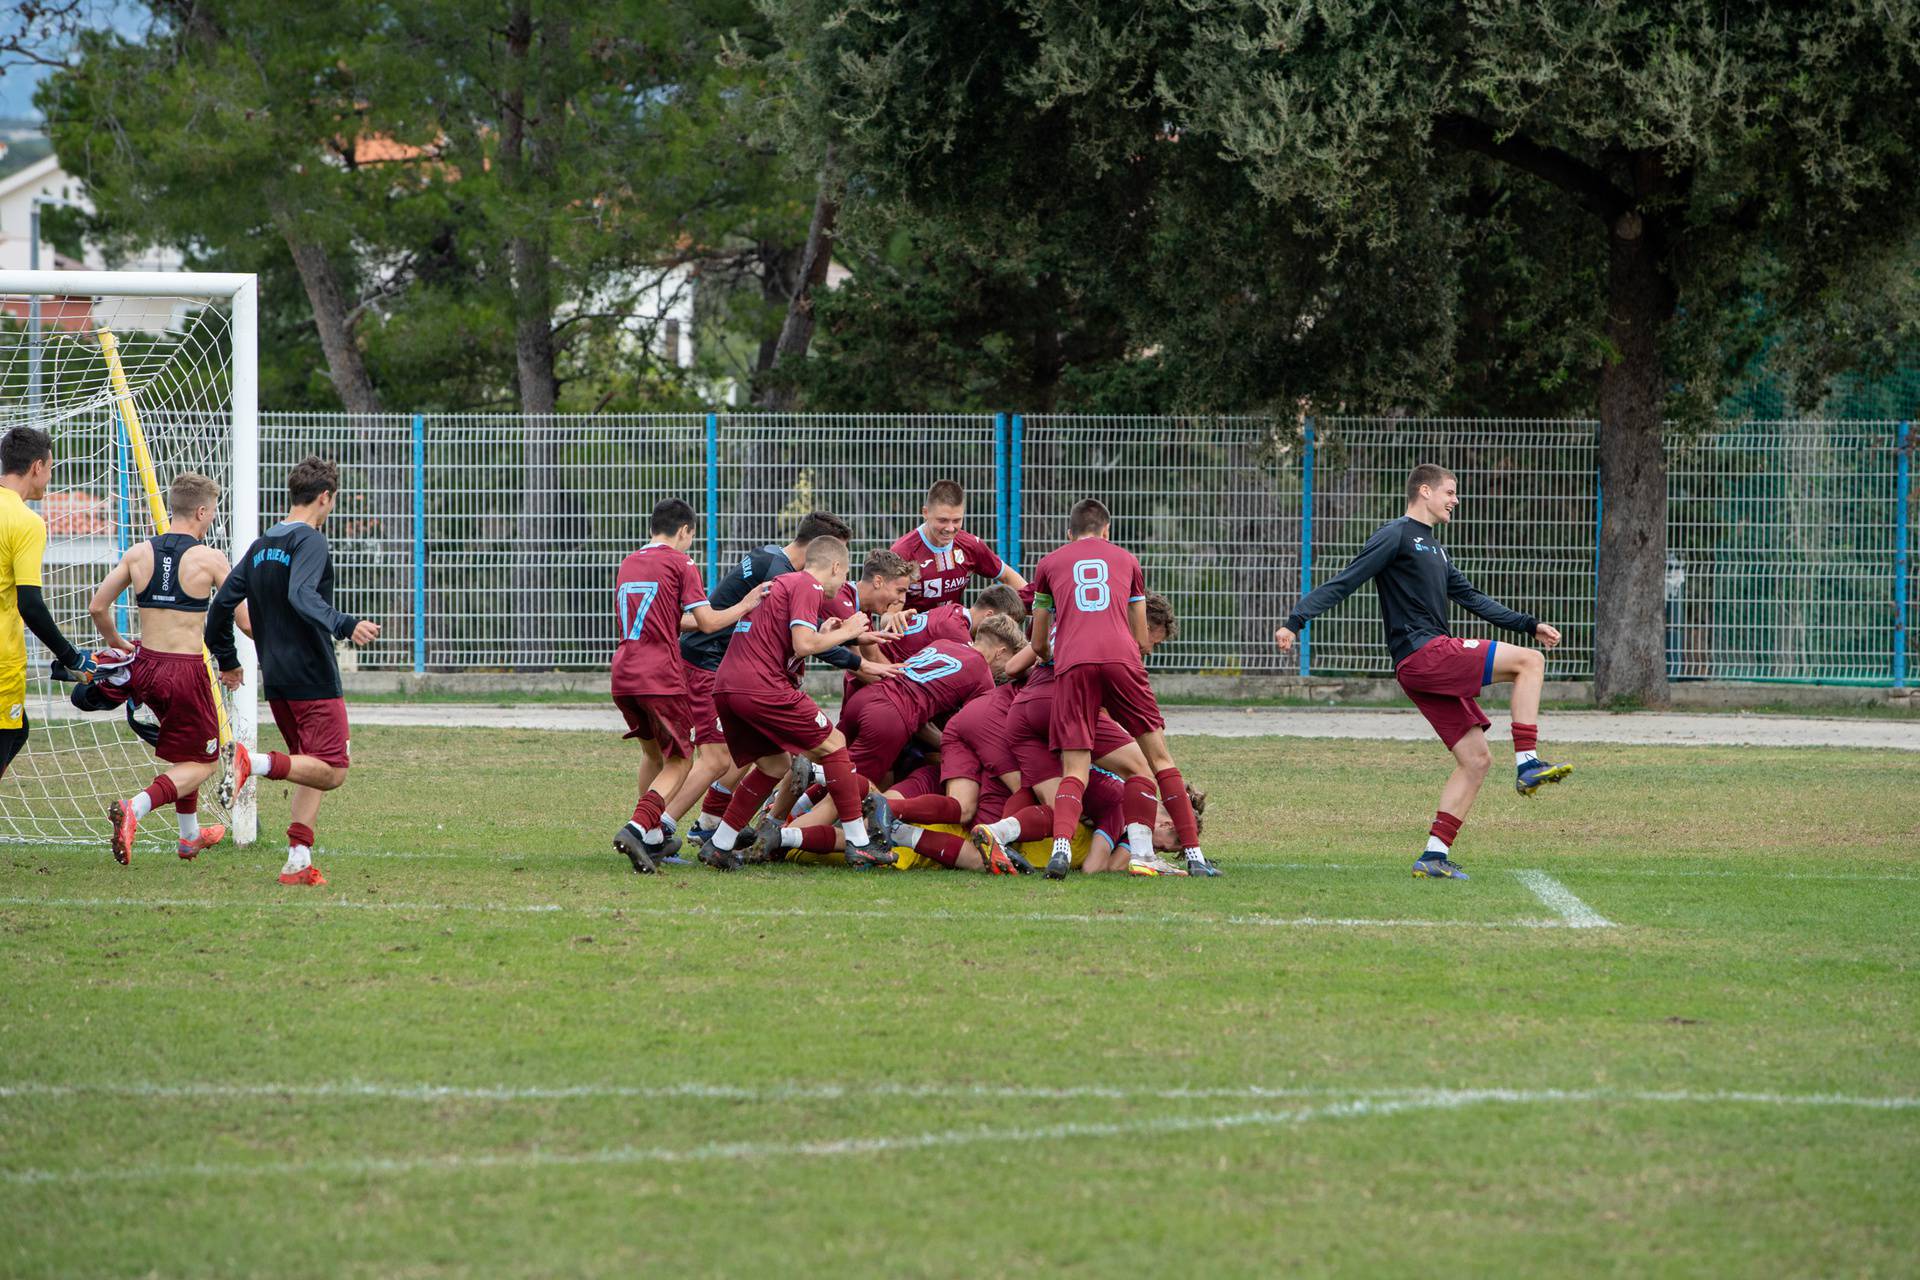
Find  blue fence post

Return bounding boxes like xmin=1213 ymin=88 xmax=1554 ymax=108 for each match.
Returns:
xmin=1299 ymin=417 xmax=1314 ymax=677
xmin=113 ymin=414 xmax=131 ymax=637
xmin=705 ymin=411 xmax=721 ymax=594
xmin=1009 ymin=414 xmax=1024 ymax=570
xmin=1896 ymin=419 xmax=1911 ymax=690
xmin=992 ymin=412 xmax=1008 ymax=566
xmin=411 ymin=413 xmax=427 ymax=675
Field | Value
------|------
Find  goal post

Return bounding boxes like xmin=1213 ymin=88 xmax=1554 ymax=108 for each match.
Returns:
xmin=0 ymin=269 xmax=259 ymax=846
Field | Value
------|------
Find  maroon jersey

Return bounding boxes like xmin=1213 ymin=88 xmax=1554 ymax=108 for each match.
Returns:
xmin=892 ymin=526 xmax=1003 ymax=607
xmin=715 ymin=570 xmax=824 ymax=693
xmin=611 ymin=543 xmax=708 ymax=697
xmin=891 ymin=602 xmax=973 ymax=662
xmin=1029 ymin=537 xmax=1146 ymax=671
xmin=873 ymin=635 xmax=994 ymax=729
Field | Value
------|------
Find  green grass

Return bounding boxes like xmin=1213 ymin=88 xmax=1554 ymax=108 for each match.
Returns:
xmin=3 ymin=729 xmax=1917 ymax=1276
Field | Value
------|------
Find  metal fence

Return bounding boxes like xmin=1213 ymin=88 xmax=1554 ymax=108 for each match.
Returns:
xmin=252 ymin=412 xmax=1916 ymax=685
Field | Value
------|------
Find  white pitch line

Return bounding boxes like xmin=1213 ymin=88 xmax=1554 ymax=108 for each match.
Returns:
xmin=3 ymin=1080 xmax=1913 ymax=1109
xmin=1512 ymin=869 xmax=1615 ymax=928
xmin=1233 ymin=862 xmax=1920 ymax=884
xmin=0 ymin=896 xmax=1569 ymax=931
xmin=3 ymin=1086 xmax=1913 ymax=1187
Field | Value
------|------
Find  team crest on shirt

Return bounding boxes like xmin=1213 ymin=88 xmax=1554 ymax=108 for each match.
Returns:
xmin=814 ymin=711 xmax=828 ymax=728
xmin=205 ymin=738 xmax=218 ymax=754
xmin=954 ymin=549 xmax=966 ymax=565
xmin=6 ymin=703 xmax=18 ymax=722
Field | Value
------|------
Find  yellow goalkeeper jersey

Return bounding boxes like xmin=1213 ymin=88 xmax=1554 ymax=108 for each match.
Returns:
xmin=0 ymin=485 xmax=48 ymax=730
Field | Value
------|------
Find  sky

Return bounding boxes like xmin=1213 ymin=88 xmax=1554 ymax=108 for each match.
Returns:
xmin=0 ymin=2 xmax=145 ymax=121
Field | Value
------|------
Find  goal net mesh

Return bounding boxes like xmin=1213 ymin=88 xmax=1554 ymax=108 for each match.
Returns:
xmin=1 ymin=287 xmax=249 ymax=848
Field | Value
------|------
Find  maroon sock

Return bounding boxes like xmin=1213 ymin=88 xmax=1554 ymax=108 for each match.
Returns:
xmin=175 ymin=788 xmax=199 ymax=815
xmin=265 ymin=752 xmax=293 ymax=781
xmin=631 ymin=788 xmax=666 ymax=831
xmin=720 ymin=768 xmax=778 ymax=832
xmin=1429 ymin=810 xmax=1463 ymax=849
xmin=141 ymin=774 xmax=178 ymax=811
xmin=701 ymin=783 xmax=732 ymax=821
xmin=1005 ymin=803 xmax=1053 ymax=841
xmin=1051 ymin=777 xmax=1085 ymax=843
xmin=1511 ymin=722 xmax=1539 ymax=753
xmin=1005 ymin=786 xmax=1036 ymax=813
xmin=892 ymin=793 xmax=963 ymax=824
xmin=1155 ymin=767 xmax=1200 ymax=849
xmin=819 ymin=747 xmax=864 ymax=833
xmin=796 ymin=824 xmax=841 ymax=852
xmin=1121 ymin=775 xmax=1156 ymax=830
xmin=916 ymin=829 xmax=965 ymax=867
xmin=287 ymin=821 xmax=315 ymax=849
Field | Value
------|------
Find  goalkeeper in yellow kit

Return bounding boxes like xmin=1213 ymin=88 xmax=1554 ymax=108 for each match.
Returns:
xmin=1 ymin=427 xmax=96 ymax=778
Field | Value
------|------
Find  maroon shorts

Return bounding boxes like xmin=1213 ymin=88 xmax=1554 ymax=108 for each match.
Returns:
xmin=613 ymin=692 xmax=694 ymax=759
xmin=1012 ymin=685 xmax=1136 ymax=785
xmin=839 ymin=685 xmax=913 ymax=783
xmin=99 ymin=647 xmax=222 ymax=764
xmin=1395 ymin=636 xmax=1496 ymax=749
xmin=1048 ymin=661 xmax=1164 ymax=755
xmin=714 ymin=684 xmax=832 ymax=766
xmin=269 ymin=696 xmax=351 ymax=769
xmin=680 ymin=659 xmax=725 ymax=747
xmin=940 ymin=719 xmax=991 ymax=785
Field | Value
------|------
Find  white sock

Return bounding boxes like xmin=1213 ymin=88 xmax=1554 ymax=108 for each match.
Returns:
xmin=177 ymin=810 xmax=201 ymax=842
xmin=714 ymin=821 xmax=741 ymax=851
xmin=1052 ymin=837 xmax=1072 ymax=858
xmin=1424 ymin=835 xmax=1449 ymax=856
xmin=282 ymin=845 xmax=311 ymax=874
xmin=811 ymin=763 xmax=827 ymax=786
xmin=1125 ymin=823 xmax=1153 ymax=862
xmin=842 ymin=817 xmax=870 ymax=847
xmin=892 ymin=823 xmax=922 ymax=850
xmin=988 ymin=816 xmax=1022 ymax=843
xmin=792 ymin=794 xmax=815 ymax=816
xmin=129 ymin=792 xmax=153 ymax=821
xmin=779 ymin=826 xmax=804 ymax=849
xmin=1183 ymin=846 xmax=1207 ymax=863
xmin=1516 ymin=749 xmax=1539 ymax=766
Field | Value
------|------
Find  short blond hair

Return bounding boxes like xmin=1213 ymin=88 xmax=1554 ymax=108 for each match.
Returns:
xmin=168 ymin=471 xmax=221 ymax=518
xmin=972 ymin=612 xmax=1026 ymax=653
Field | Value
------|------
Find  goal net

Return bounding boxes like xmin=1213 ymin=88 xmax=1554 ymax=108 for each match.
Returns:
xmin=0 ymin=270 xmax=259 ymax=848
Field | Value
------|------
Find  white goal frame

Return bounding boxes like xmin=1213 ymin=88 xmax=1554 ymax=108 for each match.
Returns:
xmin=0 ymin=269 xmax=259 ymax=844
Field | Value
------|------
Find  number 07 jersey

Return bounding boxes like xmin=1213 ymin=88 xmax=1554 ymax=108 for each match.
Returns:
xmin=611 ymin=543 xmax=709 ymax=697
xmin=1028 ymin=536 xmax=1147 ymax=673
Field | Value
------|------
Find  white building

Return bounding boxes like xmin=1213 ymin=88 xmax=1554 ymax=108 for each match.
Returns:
xmin=0 ymin=154 xmax=187 ymax=334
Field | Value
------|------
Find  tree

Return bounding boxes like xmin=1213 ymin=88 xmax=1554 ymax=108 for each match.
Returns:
xmin=772 ymin=0 xmax=1920 ymax=704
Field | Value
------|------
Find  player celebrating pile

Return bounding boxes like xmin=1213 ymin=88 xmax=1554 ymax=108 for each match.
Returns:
xmin=1028 ymin=498 xmax=1213 ymax=880
xmin=892 ymin=479 xmax=1026 ymax=607
xmin=607 ymin=499 xmax=770 ymax=874
xmin=1274 ymin=463 xmax=1571 ymax=880
xmin=88 ymin=472 xmax=243 ymax=862
xmin=209 ymin=457 xmax=381 ymax=886
xmin=699 ymin=535 xmax=893 ymax=870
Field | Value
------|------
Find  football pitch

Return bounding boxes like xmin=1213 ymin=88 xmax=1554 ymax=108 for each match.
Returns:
xmin=3 ymin=727 xmax=1916 ymax=1276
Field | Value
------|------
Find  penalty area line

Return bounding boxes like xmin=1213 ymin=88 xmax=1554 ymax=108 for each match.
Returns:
xmin=1512 ymin=869 xmax=1614 ymax=928
xmin=4 ymin=1086 xmax=1913 ymax=1186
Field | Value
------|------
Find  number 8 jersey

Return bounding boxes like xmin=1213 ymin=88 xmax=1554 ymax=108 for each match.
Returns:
xmin=611 ymin=542 xmax=709 ymax=697
xmin=1028 ymin=536 xmax=1147 ymax=671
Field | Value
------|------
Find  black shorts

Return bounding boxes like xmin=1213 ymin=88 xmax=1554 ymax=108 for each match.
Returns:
xmin=0 ymin=714 xmax=27 ymax=778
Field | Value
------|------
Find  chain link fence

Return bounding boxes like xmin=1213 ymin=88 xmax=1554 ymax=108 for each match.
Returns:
xmin=252 ymin=412 xmax=1915 ymax=685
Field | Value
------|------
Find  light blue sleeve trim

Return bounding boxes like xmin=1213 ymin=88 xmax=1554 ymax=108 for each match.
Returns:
xmin=1127 ymin=595 xmax=1146 ymax=603
xmin=790 ymin=619 xmax=819 ymax=630
xmin=682 ymin=599 xmax=709 ymax=612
